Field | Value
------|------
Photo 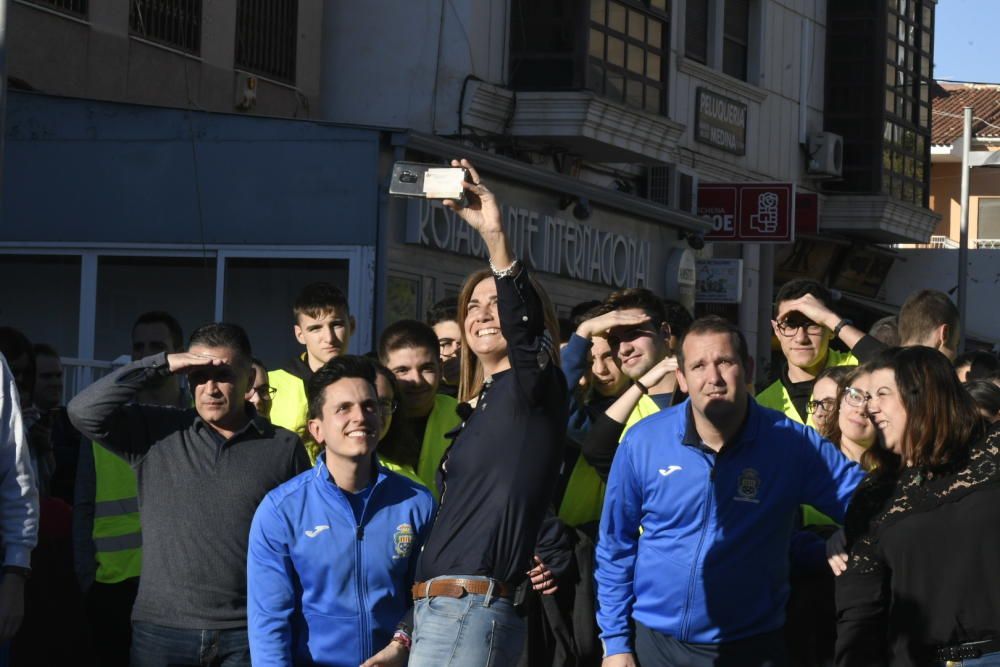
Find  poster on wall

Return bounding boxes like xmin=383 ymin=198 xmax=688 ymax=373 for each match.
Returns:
xmin=696 ymin=259 xmax=743 ymax=303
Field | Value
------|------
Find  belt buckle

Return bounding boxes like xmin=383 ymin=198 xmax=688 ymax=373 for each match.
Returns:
xmin=437 ymin=582 xmax=467 ymax=599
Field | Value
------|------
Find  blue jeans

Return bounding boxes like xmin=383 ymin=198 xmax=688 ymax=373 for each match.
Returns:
xmin=408 ymin=576 xmax=526 ymax=667
xmin=130 ymin=622 xmax=250 ymax=667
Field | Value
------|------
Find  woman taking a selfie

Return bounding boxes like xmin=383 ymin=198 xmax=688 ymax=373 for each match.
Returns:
xmin=836 ymin=346 xmax=1000 ymax=666
xmin=404 ymin=159 xmax=567 ymax=667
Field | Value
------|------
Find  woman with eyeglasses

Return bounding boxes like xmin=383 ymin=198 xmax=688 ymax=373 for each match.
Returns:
xmin=788 ymin=365 xmax=875 ymax=667
xmin=836 ymin=346 xmax=1000 ymax=666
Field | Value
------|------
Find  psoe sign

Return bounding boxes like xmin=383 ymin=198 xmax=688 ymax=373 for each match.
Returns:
xmin=697 ymin=183 xmax=795 ymax=243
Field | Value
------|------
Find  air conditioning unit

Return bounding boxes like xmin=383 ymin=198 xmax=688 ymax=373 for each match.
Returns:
xmin=807 ymin=132 xmax=843 ymax=177
xmin=645 ymin=165 xmax=699 ymax=213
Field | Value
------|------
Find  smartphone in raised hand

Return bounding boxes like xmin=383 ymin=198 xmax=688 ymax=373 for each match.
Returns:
xmin=389 ymin=161 xmax=469 ymax=206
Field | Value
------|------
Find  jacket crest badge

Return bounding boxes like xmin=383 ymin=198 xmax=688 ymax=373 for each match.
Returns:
xmin=393 ymin=523 xmax=415 ymax=560
xmin=735 ymin=468 xmax=761 ymax=504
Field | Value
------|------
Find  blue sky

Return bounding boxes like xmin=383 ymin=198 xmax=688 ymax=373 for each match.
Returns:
xmin=934 ymin=0 xmax=1000 ymax=83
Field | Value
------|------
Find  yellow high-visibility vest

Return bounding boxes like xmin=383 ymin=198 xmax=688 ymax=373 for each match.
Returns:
xmin=558 ymin=394 xmax=663 ymax=527
xmin=756 ymin=349 xmax=859 ymax=526
xmin=92 ymin=443 xmax=141 ymax=583
xmin=269 ymin=368 xmax=317 ymax=460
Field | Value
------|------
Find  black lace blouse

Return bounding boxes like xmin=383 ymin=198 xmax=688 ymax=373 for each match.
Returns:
xmin=835 ymin=425 xmax=1000 ymax=666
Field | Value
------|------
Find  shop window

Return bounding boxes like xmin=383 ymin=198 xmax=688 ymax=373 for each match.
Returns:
xmin=682 ymin=0 xmax=757 ymax=84
xmin=978 ymin=199 xmax=1000 ymax=241
xmin=0 ymin=255 xmax=81 ymax=359
xmin=24 ymin=0 xmax=88 ymax=17
xmin=94 ymin=257 xmax=215 ymax=361
xmin=222 ymin=257 xmax=350 ymax=370
xmin=509 ymin=0 xmax=669 ymax=115
xmin=129 ymin=0 xmax=202 ymax=54
xmin=235 ymin=0 xmax=298 ymax=83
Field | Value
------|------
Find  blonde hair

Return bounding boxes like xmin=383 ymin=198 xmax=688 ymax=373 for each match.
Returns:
xmin=456 ymin=268 xmax=561 ymax=403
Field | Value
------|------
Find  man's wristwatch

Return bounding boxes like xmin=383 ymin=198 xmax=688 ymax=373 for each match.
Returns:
xmin=634 ymin=379 xmax=650 ymax=395
xmin=832 ymin=318 xmax=853 ymax=338
xmin=2 ymin=565 xmax=31 ymax=581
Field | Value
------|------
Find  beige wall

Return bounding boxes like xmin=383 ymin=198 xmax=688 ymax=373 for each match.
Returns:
xmin=8 ymin=0 xmax=323 ymax=118
xmin=929 ymin=157 xmax=1000 ymax=244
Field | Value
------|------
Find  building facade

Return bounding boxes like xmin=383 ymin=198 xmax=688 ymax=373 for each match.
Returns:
xmin=320 ymin=0 xmax=843 ymax=377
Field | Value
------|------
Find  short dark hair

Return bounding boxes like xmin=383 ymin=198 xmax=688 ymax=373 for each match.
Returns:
xmin=0 ymin=327 xmax=35 ymax=395
xmin=862 ymin=346 xmax=982 ymax=475
xmin=133 ymin=311 xmax=183 ymax=351
xmin=898 ymin=289 xmax=960 ymax=347
xmin=378 ymin=320 xmax=441 ymax=365
xmin=954 ymin=350 xmax=1000 ymax=380
xmin=306 ymin=355 xmax=376 ymax=420
xmin=250 ymin=356 xmax=267 ymax=371
xmin=868 ymin=316 xmax=900 ymax=347
xmin=604 ymin=288 xmax=667 ymax=326
xmin=426 ymin=297 xmax=458 ymax=327
xmin=32 ymin=343 xmax=60 ymax=360
xmin=663 ymin=300 xmax=694 ymax=340
xmin=294 ymin=282 xmax=350 ymax=322
xmin=569 ymin=300 xmax=603 ymax=329
xmin=677 ymin=316 xmax=750 ymax=370
xmin=773 ymin=279 xmax=832 ymax=317
xmin=188 ymin=322 xmax=252 ymax=364
xmin=965 ymin=380 xmax=1000 ymax=417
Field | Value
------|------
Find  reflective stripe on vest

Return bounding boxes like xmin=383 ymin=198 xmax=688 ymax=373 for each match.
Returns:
xmin=92 ymin=443 xmax=142 ymax=583
xmin=415 ymin=394 xmax=462 ymax=500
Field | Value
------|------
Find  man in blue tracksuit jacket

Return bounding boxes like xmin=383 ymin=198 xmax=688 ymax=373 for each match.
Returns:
xmin=595 ymin=316 xmax=865 ymax=667
xmin=248 ymin=357 xmax=434 ymax=667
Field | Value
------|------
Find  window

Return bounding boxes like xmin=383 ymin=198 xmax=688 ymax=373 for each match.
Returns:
xmin=722 ymin=0 xmax=749 ymax=80
xmin=222 ymin=257 xmax=350 ymax=369
xmin=235 ymin=0 xmax=298 ymax=83
xmin=978 ymin=198 xmax=1000 ymax=240
xmin=509 ymin=0 xmax=669 ymax=114
xmin=25 ymin=0 xmax=87 ymax=17
xmin=587 ymin=0 xmax=669 ymax=114
xmin=685 ymin=0 xmax=709 ymax=63
xmin=881 ymin=0 xmax=932 ymax=205
xmin=0 ymin=256 xmax=81 ymax=358
xmin=129 ymin=0 xmax=202 ymax=54
xmin=683 ymin=0 xmax=754 ymax=83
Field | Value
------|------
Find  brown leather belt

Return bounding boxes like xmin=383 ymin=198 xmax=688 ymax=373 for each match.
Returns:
xmin=412 ymin=578 xmax=513 ymax=601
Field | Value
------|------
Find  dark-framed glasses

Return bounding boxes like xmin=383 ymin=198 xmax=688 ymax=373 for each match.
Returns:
xmin=252 ymin=385 xmax=278 ymax=402
xmin=775 ymin=319 xmax=823 ymax=337
xmin=806 ymin=398 xmax=836 ymax=415
xmin=842 ymin=386 xmax=872 ymax=409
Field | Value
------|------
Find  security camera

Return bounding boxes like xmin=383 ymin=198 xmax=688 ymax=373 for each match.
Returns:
xmin=573 ymin=197 xmax=592 ymax=220
xmin=679 ymin=230 xmax=705 ymax=250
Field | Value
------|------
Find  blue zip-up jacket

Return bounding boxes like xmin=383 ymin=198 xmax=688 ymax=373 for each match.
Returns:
xmin=247 ymin=455 xmax=434 ymax=667
xmin=595 ymin=397 xmax=864 ymax=656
